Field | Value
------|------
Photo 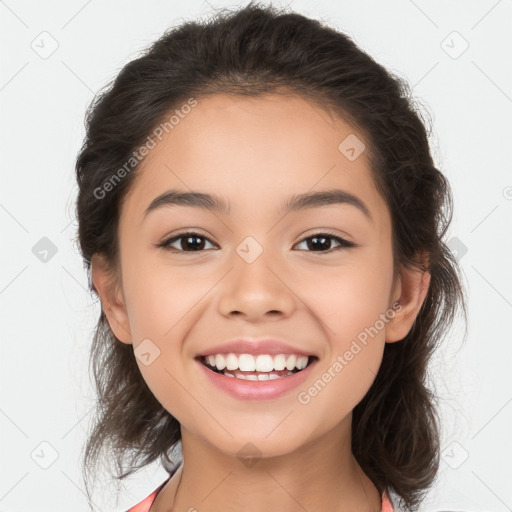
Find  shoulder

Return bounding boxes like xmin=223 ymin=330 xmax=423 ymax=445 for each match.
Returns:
xmin=125 ymin=488 xmax=157 ymax=512
xmin=383 ymin=489 xmax=410 ymax=512
xmin=381 ymin=490 xmax=395 ymax=512
xmin=125 ymin=473 xmax=173 ymax=512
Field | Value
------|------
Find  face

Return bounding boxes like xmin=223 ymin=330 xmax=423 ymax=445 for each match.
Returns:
xmin=93 ymin=93 xmax=425 ymax=460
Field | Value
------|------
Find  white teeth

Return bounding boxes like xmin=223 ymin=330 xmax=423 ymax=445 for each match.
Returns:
xmin=273 ymin=354 xmax=286 ymax=370
xmin=255 ymin=355 xmax=274 ymax=372
xmin=225 ymin=353 xmax=239 ymax=371
xmin=215 ymin=354 xmax=226 ymax=370
xmin=239 ymin=354 xmax=256 ymax=372
xmin=285 ymin=355 xmax=297 ymax=371
xmin=203 ymin=353 xmax=310 ymax=373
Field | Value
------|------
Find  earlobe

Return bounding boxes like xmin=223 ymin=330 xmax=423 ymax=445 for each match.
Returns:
xmin=90 ymin=254 xmax=133 ymax=344
xmin=385 ymin=264 xmax=431 ymax=343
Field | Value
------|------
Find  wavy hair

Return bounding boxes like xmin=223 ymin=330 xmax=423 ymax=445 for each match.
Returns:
xmin=74 ymin=3 xmax=467 ymax=510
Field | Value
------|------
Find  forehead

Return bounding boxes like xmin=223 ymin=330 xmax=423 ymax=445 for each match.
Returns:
xmin=120 ymin=93 xmax=389 ymax=227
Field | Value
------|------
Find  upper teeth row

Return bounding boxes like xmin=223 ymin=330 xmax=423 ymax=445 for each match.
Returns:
xmin=205 ymin=353 xmax=309 ymax=372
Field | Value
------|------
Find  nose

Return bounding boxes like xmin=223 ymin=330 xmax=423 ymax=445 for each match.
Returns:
xmin=217 ymin=246 xmax=297 ymax=322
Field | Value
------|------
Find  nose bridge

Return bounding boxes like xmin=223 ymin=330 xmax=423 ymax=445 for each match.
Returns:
xmin=218 ymin=234 xmax=296 ymax=319
xmin=233 ymin=234 xmax=281 ymax=293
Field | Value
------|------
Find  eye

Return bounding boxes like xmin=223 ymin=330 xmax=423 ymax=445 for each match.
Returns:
xmin=158 ymin=230 xmax=355 ymax=254
xmin=158 ymin=231 xmax=217 ymax=253
xmin=294 ymin=231 xmax=356 ymax=253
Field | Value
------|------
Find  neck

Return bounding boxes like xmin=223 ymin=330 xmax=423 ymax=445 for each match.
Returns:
xmin=152 ymin=420 xmax=382 ymax=512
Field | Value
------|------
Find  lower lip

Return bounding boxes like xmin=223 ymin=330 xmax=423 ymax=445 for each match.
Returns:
xmin=196 ymin=358 xmax=317 ymax=400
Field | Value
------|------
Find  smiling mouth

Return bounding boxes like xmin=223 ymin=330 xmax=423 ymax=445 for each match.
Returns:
xmin=197 ymin=355 xmax=318 ymax=380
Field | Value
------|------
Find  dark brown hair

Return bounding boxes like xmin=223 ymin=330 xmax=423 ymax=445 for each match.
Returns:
xmin=75 ymin=3 xmax=467 ymax=510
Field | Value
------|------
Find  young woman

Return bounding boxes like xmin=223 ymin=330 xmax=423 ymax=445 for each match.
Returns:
xmin=75 ymin=3 xmax=466 ymax=511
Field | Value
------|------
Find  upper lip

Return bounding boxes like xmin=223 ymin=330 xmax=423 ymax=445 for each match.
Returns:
xmin=196 ymin=338 xmax=316 ymax=358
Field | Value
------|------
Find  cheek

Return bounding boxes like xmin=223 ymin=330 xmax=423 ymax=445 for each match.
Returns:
xmin=137 ymin=360 xmax=196 ymax=428
xmin=121 ymin=248 xmax=198 ymax=339
xmin=123 ymin=261 xmax=196 ymax=419
xmin=297 ymin=260 xmax=393 ymax=422
xmin=301 ymin=255 xmax=394 ymax=341
xmin=298 ymin=254 xmax=394 ymax=414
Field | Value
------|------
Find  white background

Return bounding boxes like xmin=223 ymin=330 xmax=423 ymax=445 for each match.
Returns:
xmin=1 ymin=0 xmax=511 ymax=511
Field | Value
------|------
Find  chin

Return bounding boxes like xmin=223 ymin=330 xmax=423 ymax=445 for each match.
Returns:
xmin=204 ymin=431 xmax=308 ymax=464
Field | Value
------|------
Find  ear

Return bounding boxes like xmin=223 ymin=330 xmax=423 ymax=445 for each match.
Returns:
xmin=385 ymin=261 xmax=431 ymax=343
xmin=90 ymin=253 xmax=133 ymax=344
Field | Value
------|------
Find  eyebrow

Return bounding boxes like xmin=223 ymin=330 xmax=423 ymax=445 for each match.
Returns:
xmin=143 ymin=188 xmax=372 ymax=221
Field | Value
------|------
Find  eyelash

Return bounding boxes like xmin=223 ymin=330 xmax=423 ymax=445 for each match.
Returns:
xmin=157 ymin=230 xmax=356 ymax=254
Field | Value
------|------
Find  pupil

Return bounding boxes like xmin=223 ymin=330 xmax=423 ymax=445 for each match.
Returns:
xmin=183 ymin=235 xmax=204 ymax=251
xmin=309 ymin=235 xmax=330 ymax=251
